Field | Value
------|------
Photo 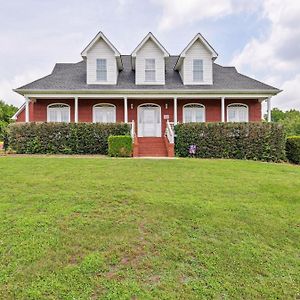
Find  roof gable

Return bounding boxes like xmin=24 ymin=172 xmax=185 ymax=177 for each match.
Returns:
xmin=81 ymin=31 xmax=123 ymax=69
xmin=131 ymin=32 xmax=170 ymax=58
xmin=175 ymin=33 xmax=218 ymax=70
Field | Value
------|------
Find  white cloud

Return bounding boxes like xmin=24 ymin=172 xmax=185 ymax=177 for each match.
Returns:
xmin=232 ymin=0 xmax=300 ymax=110
xmin=155 ymin=0 xmax=261 ymax=31
xmin=0 ymin=70 xmax=46 ymax=106
xmin=156 ymin=0 xmax=232 ymax=31
xmin=273 ymin=75 xmax=300 ymax=110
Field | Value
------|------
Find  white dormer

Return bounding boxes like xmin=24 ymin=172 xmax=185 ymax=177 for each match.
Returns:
xmin=131 ymin=33 xmax=170 ymax=85
xmin=175 ymin=33 xmax=218 ymax=85
xmin=81 ymin=32 xmax=122 ymax=85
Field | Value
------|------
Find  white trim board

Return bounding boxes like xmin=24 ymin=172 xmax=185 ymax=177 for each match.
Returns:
xmin=21 ymin=93 xmax=276 ymax=100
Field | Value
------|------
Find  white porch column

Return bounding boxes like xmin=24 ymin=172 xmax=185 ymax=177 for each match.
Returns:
xmin=124 ymin=97 xmax=128 ymax=123
xmin=174 ymin=97 xmax=178 ymax=125
xmin=221 ymin=96 xmax=225 ymax=122
xmin=267 ymin=97 xmax=272 ymax=122
xmin=74 ymin=96 xmax=78 ymax=123
xmin=25 ymin=96 xmax=30 ymax=123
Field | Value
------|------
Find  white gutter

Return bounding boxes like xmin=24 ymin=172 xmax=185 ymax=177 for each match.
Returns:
xmin=14 ymin=88 xmax=281 ymax=97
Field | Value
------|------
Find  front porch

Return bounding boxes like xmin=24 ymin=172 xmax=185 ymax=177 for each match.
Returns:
xmin=16 ymin=95 xmax=272 ymax=157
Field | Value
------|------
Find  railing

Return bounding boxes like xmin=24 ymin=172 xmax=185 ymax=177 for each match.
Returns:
xmin=165 ymin=120 xmax=174 ymax=144
xmin=130 ymin=120 xmax=135 ymax=143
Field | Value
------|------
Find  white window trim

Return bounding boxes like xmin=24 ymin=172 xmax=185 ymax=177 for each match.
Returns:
xmin=183 ymin=103 xmax=206 ymax=123
xmin=47 ymin=103 xmax=71 ymax=123
xmin=227 ymin=103 xmax=249 ymax=122
xmin=92 ymin=103 xmax=116 ymax=123
xmin=145 ymin=59 xmax=156 ymax=82
xmin=193 ymin=59 xmax=204 ymax=82
xmin=96 ymin=58 xmax=107 ymax=82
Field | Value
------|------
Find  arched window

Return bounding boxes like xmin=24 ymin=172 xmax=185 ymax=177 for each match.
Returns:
xmin=183 ymin=104 xmax=205 ymax=123
xmin=47 ymin=103 xmax=70 ymax=122
xmin=227 ymin=103 xmax=249 ymax=122
xmin=93 ymin=104 xmax=116 ymax=123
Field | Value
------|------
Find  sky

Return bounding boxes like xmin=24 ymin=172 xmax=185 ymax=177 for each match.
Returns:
xmin=0 ymin=0 xmax=299 ymax=111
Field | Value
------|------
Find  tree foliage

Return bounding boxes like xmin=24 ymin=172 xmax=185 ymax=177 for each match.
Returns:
xmin=265 ymin=108 xmax=300 ymax=136
xmin=0 ymin=100 xmax=18 ymax=140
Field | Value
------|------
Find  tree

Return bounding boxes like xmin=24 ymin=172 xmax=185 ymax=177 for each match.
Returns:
xmin=0 ymin=100 xmax=18 ymax=140
xmin=265 ymin=108 xmax=300 ymax=136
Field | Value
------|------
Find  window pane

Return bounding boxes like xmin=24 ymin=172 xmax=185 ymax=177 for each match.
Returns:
xmin=228 ymin=108 xmax=236 ymax=122
xmin=195 ymin=108 xmax=204 ymax=122
xmin=145 ymin=70 xmax=155 ymax=81
xmin=227 ymin=105 xmax=248 ymax=122
xmin=97 ymin=70 xmax=107 ymax=81
xmin=48 ymin=105 xmax=70 ymax=123
xmin=184 ymin=108 xmax=193 ymax=123
xmin=94 ymin=105 xmax=116 ymax=123
xmin=184 ymin=105 xmax=205 ymax=123
xmin=238 ymin=107 xmax=248 ymax=122
xmin=96 ymin=59 xmax=107 ymax=81
xmin=49 ymin=109 xmax=58 ymax=122
xmin=61 ymin=108 xmax=69 ymax=122
xmin=193 ymin=59 xmax=203 ymax=82
xmin=145 ymin=59 xmax=155 ymax=82
xmin=145 ymin=59 xmax=155 ymax=70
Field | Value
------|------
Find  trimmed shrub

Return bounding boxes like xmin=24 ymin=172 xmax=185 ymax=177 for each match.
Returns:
xmin=8 ymin=122 xmax=130 ymax=154
xmin=286 ymin=136 xmax=300 ymax=164
xmin=108 ymin=135 xmax=132 ymax=157
xmin=175 ymin=122 xmax=286 ymax=162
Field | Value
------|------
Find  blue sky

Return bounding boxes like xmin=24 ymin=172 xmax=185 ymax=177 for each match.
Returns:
xmin=0 ymin=0 xmax=299 ymax=110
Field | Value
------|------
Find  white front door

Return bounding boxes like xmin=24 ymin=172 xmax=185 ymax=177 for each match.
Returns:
xmin=138 ymin=105 xmax=161 ymax=137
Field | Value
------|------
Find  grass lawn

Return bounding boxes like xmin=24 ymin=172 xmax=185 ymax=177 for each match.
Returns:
xmin=0 ymin=157 xmax=299 ymax=299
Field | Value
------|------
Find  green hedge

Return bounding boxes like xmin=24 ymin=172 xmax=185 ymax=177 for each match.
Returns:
xmin=286 ymin=136 xmax=300 ymax=164
xmin=108 ymin=135 xmax=132 ymax=157
xmin=175 ymin=123 xmax=286 ymax=162
xmin=8 ymin=122 xmax=130 ymax=154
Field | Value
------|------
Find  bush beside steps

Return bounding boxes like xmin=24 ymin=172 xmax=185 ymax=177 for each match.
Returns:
xmin=108 ymin=135 xmax=132 ymax=157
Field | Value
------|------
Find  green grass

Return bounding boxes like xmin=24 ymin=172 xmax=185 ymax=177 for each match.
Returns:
xmin=0 ymin=157 xmax=299 ymax=299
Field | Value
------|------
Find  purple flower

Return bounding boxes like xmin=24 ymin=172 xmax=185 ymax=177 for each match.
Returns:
xmin=189 ymin=145 xmax=197 ymax=155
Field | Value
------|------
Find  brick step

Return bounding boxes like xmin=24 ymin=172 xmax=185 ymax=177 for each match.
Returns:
xmin=139 ymin=151 xmax=167 ymax=155
xmin=135 ymin=137 xmax=168 ymax=157
xmin=138 ymin=145 xmax=166 ymax=149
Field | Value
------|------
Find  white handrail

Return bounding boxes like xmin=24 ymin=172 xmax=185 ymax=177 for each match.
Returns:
xmin=130 ymin=120 xmax=135 ymax=143
xmin=165 ymin=120 xmax=174 ymax=144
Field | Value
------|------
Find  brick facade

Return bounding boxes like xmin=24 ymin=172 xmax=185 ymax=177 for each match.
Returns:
xmin=16 ymin=98 xmax=262 ymax=135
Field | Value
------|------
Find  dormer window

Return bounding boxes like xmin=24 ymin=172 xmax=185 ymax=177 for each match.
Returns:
xmin=145 ymin=59 xmax=156 ymax=82
xmin=193 ymin=59 xmax=203 ymax=82
xmin=96 ymin=59 xmax=107 ymax=81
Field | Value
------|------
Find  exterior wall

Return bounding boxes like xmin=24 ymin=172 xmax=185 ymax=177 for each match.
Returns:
xmin=135 ymin=39 xmax=165 ymax=85
xmin=15 ymin=98 xmax=262 ymax=125
xmin=180 ymin=40 xmax=213 ymax=85
xmin=86 ymin=38 xmax=118 ymax=85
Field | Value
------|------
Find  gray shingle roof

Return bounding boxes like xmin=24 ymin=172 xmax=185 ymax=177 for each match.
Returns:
xmin=15 ymin=55 xmax=280 ymax=93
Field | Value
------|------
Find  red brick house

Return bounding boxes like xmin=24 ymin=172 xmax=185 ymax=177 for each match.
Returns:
xmin=13 ymin=32 xmax=280 ymax=157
